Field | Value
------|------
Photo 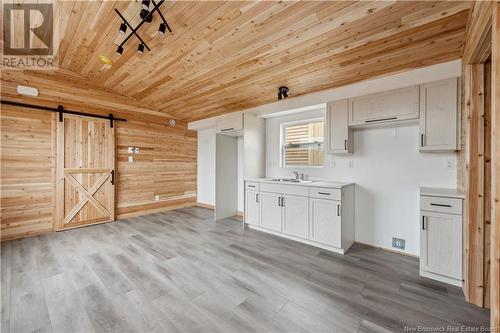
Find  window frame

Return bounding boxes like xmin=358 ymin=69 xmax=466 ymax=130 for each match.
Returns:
xmin=280 ymin=117 xmax=325 ymax=168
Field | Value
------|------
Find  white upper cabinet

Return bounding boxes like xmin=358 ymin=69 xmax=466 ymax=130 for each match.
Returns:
xmin=419 ymin=78 xmax=459 ymax=151
xmin=325 ymin=99 xmax=352 ymax=154
xmin=348 ymin=85 xmax=419 ymax=126
xmin=216 ymin=113 xmax=243 ymax=135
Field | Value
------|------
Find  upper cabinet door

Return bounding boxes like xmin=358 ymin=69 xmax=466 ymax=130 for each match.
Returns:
xmin=349 ymin=85 xmax=419 ymax=126
xmin=419 ymin=78 xmax=459 ymax=151
xmin=325 ymin=100 xmax=352 ymax=154
xmin=216 ymin=113 xmax=243 ymax=133
xmin=282 ymin=194 xmax=309 ymax=239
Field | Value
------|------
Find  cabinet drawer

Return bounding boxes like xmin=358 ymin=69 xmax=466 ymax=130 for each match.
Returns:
xmin=420 ymin=195 xmax=462 ymax=215
xmin=309 ymin=187 xmax=341 ymax=200
xmin=245 ymin=182 xmax=260 ymax=191
xmin=259 ymin=183 xmax=308 ymax=197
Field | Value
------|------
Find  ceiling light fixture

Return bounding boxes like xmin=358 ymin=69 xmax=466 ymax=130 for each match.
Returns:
xmin=278 ymin=86 xmax=289 ymax=100
xmin=119 ymin=22 xmax=127 ymax=35
xmin=114 ymin=0 xmax=172 ymax=58
xmin=138 ymin=43 xmax=145 ymax=54
xmin=16 ymin=85 xmax=39 ymax=97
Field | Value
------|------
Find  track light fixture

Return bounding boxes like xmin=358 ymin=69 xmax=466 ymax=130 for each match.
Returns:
xmin=138 ymin=43 xmax=145 ymax=54
xmin=158 ymin=23 xmax=166 ymax=35
xmin=114 ymin=0 xmax=172 ymax=60
xmin=140 ymin=9 xmax=153 ymax=23
xmin=119 ymin=22 xmax=127 ymax=35
xmin=278 ymin=86 xmax=289 ymax=100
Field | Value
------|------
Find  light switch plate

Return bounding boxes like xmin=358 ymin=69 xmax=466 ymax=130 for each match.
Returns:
xmin=134 ymin=147 xmax=140 ymax=154
xmin=447 ymin=159 xmax=455 ymax=170
xmin=128 ymin=156 xmax=133 ymax=163
xmin=128 ymin=147 xmax=134 ymax=154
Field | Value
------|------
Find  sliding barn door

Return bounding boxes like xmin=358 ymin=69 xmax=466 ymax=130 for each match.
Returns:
xmin=55 ymin=114 xmax=115 ymax=230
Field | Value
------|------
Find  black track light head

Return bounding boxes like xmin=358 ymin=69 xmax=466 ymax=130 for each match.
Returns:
xmin=140 ymin=9 xmax=153 ymax=23
xmin=138 ymin=43 xmax=145 ymax=54
xmin=278 ymin=86 xmax=289 ymax=100
xmin=116 ymin=45 xmax=124 ymax=55
xmin=159 ymin=23 xmax=166 ymax=36
xmin=141 ymin=0 xmax=150 ymax=10
xmin=119 ymin=22 xmax=127 ymax=35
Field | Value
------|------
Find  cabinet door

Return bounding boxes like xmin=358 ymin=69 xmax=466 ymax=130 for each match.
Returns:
xmin=326 ymin=100 xmax=352 ymax=154
xmin=349 ymin=85 xmax=419 ymax=126
xmin=216 ymin=113 xmax=243 ymax=133
xmin=245 ymin=190 xmax=260 ymax=226
xmin=310 ymin=198 xmax=341 ymax=248
xmin=282 ymin=195 xmax=309 ymax=239
xmin=419 ymin=78 xmax=458 ymax=151
xmin=260 ymin=192 xmax=282 ymax=232
xmin=420 ymin=212 xmax=462 ymax=280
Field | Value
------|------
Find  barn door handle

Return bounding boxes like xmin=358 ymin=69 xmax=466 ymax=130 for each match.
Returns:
xmin=110 ymin=170 xmax=115 ymax=185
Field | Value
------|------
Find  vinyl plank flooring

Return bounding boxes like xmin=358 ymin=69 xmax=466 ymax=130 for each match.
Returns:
xmin=1 ymin=207 xmax=490 ymax=333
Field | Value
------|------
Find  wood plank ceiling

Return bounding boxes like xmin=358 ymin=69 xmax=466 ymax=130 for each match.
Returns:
xmin=28 ymin=1 xmax=472 ymax=121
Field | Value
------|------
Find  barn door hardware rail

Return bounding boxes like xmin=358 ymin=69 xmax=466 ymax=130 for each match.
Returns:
xmin=115 ymin=0 xmax=172 ymax=55
xmin=1 ymin=100 xmax=126 ymax=127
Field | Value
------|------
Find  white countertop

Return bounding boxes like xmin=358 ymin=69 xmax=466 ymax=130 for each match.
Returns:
xmin=246 ymin=178 xmax=354 ymax=189
xmin=420 ymin=187 xmax=465 ymax=199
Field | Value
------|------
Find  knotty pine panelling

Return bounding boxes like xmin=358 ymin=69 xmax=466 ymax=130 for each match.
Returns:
xmin=1 ymin=71 xmax=197 ymax=240
xmin=0 ymin=105 xmax=55 ymax=240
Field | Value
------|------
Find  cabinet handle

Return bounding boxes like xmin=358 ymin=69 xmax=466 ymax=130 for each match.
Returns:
xmin=220 ymin=128 xmax=234 ymax=132
xmin=422 ymin=216 xmax=426 ymax=230
xmin=278 ymin=196 xmax=281 ymax=207
xmin=337 ymin=204 xmax=341 ymax=216
xmin=318 ymin=192 xmax=330 ymax=195
xmin=364 ymin=117 xmax=397 ymax=123
xmin=256 ymin=193 xmax=259 ymax=203
xmin=110 ymin=170 xmax=115 ymax=185
xmin=430 ymin=203 xmax=452 ymax=208
xmin=420 ymin=133 xmax=425 ymax=147
xmin=344 ymin=140 xmax=347 ymax=150
xmin=282 ymin=197 xmax=285 ymax=207
xmin=248 ymin=185 xmax=255 ymax=188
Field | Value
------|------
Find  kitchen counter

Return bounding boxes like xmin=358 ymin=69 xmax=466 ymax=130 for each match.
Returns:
xmin=420 ymin=186 xmax=465 ymax=199
xmin=245 ymin=178 xmax=354 ymax=188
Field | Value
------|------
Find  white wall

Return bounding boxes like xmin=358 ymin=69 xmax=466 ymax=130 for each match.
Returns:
xmin=266 ymin=110 xmax=457 ymax=256
xmin=197 ymin=128 xmax=215 ymax=206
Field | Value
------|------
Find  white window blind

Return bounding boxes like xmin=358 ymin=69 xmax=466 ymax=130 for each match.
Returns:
xmin=283 ymin=120 xmax=324 ymax=166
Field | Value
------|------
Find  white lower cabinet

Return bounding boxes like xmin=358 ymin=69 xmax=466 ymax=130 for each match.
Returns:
xmin=310 ymin=198 xmax=341 ymax=248
xmin=419 ymin=188 xmax=463 ymax=286
xmin=282 ymin=195 xmax=309 ymax=239
xmin=244 ymin=180 xmax=354 ymax=254
xmin=244 ymin=190 xmax=260 ymax=226
xmin=260 ymin=192 xmax=282 ymax=232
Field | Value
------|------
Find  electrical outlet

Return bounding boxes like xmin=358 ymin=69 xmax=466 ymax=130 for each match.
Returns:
xmin=128 ymin=156 xmax=133 ymax=163
xmin=128 ymin=147 xmax=134 ymax=154
xmin=447 ymin=159 xmax=455 ymax=170
xmin=392 ymin=237 xmax=406 ymax=250
xmin=134 ymin=147 xmax=140 ymax=154
xmin=155 ymin=195 xmax=160 ymax=201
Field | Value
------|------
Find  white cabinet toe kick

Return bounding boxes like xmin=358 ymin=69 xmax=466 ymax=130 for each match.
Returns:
xmin=244 ymin=179 xmax=355 ymax=254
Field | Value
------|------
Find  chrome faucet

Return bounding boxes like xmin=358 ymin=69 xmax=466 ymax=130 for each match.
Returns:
xmin=293 ymin=171 xmax=299 ymax=180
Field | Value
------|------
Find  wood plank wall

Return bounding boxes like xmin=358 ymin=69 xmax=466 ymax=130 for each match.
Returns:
xmin=460 ymin=1 xmax=499 ymax=330
xmin=0 ymin=71 xmax=197 ymax=240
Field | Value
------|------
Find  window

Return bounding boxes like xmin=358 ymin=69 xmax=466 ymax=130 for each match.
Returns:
xmin=282 ymin=119 xmax=324 ymax=166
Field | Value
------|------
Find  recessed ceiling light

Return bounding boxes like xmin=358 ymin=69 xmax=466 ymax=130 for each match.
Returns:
xmin=99 ymin=55 xmax=113 ymax=65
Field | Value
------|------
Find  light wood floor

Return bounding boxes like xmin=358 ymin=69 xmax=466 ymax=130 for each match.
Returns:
xmin=1 ymin=207 xmax=489 ymax=333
